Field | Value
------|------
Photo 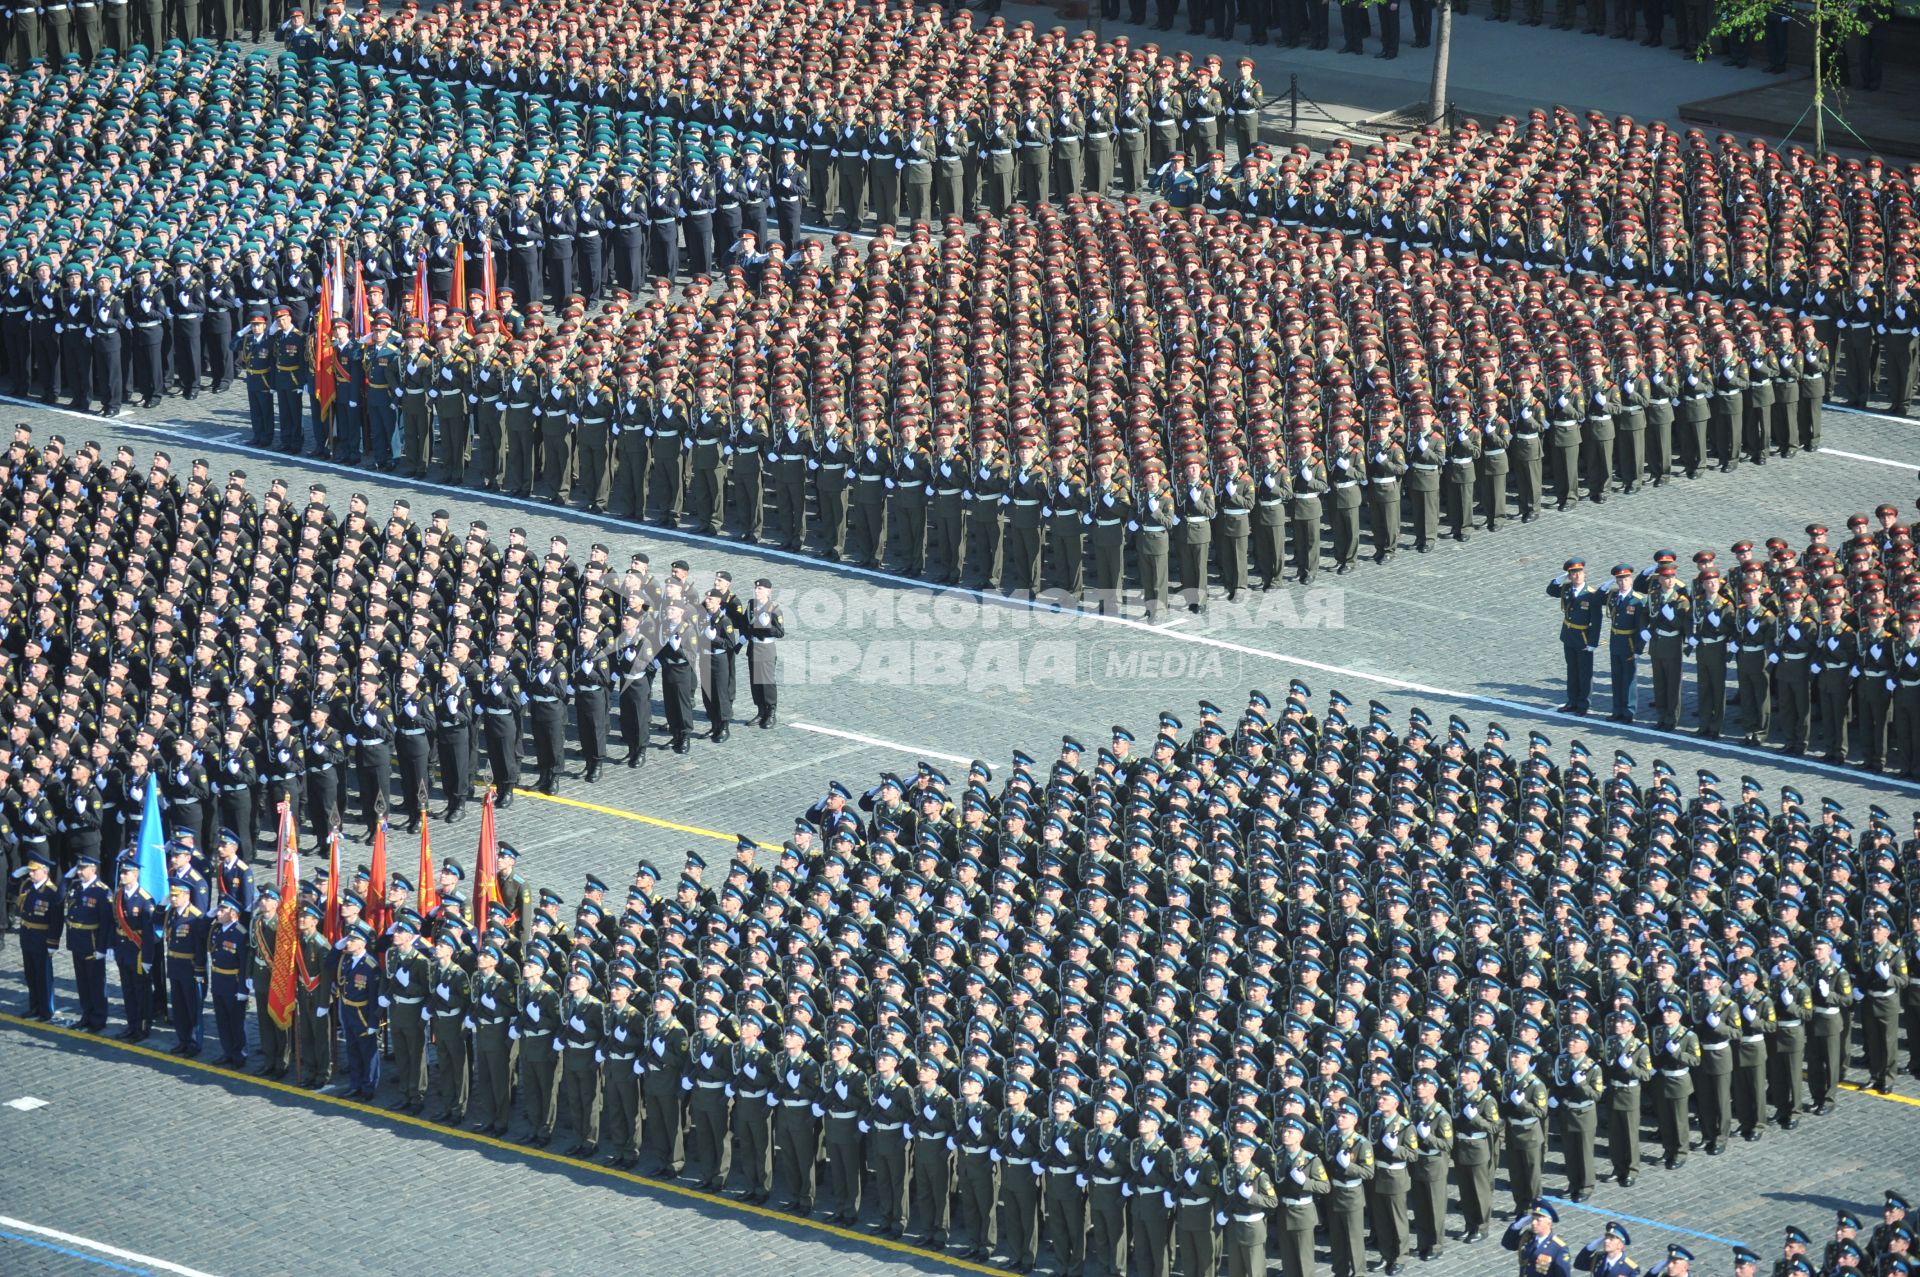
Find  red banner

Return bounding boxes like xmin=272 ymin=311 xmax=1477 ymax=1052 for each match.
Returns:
xmin=472 ymin=790 xmax=498 ymax=933
xmin=417 ymin=816 xmax=437 ymax=916
xmin=265 ymin=802 xmax=302 ymax=1031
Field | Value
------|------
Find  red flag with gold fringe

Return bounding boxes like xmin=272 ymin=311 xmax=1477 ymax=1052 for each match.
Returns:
xmin=265 ymin=802 xmax=303 ymax=1031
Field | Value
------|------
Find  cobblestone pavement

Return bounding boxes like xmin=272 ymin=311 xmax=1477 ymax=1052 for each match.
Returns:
xmin=3 ymin=388 xmax=1918 ymax=1276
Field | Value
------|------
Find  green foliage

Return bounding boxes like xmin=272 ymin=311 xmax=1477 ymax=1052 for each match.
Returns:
xmin=1709 ymin=0 xmax=1917 ymax=87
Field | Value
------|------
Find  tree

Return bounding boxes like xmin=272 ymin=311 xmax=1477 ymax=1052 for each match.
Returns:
xmin=1426 ymin=0 xmax=1455 ymax=126
xmin=1708 ymin=0 xmax=1917 ymax=155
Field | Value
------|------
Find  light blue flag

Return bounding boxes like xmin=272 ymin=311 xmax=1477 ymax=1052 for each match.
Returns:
xmin=135 ymin=774 xmax=170 ymax=904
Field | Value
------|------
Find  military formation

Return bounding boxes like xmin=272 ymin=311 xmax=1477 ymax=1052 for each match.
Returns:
xmin=13 ymin=656 xmax=1920 ymax=1273
xmin=7 ymin=48 xmax=1917 ymax=620
xmin=1548 ymin=507 xmax=1920 ymax=778
xmin=0 ymin=427 xmax=791 ymax=926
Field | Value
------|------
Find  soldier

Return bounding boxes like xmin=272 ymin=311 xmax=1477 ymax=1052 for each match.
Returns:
xmin=1650 ymin=995 xmax=1700 ymax=1169
xmin=469 ymin=942 xmax=516 ymax=1136
xmin=1766 ymin=947 xmax=1811 ymax=1132
xmin=951 ymin=1067 xmax=998 ymax=1262
xmin=426 ymin=930 xmax=471 ymax=1124
xmin=513 ymin=953 xmax=563 ymax=1145
xmin=1811 ymin=592 xmax=1856 ymax=762
xmin=111 ymin=858 xmax=160 ymax=1042
xmin=636 ymin=985 xmax=687 ymax=1173
xmin=1770 ymin=589 xmax=1816 ymax=755
xmin=858 ymin=1042 xmax=909 ymax=1233
xmin=335 ymin=919 xmax=382 ymax=1098
xmin=687 ymin=383 xmax=730 ymax=535
xmin=1004 ymin=435 xmax=1049 ymax=597
xmin=1316 ymin=422 xmax=1360 ymax=574
xmin=964 ymin=432 xmax=1009 ymax=590
xmin=811 ymin=411 xmax=853 ymax=560
xmin=203 ymin=893 xmax=249 ymax=1067
xmin=645 ymin=376 xmax=689 ymax=526
xmin=267 ymin=305 xmax=308 ymax=453
xmin=1643 ymin=570 xmax=1691 ymax=730
xmin=1502 ymin=1202 xmax=1572 ymax=1277
xmin=846 ymin=415 xmax=890 ymax=569
xmin=1044 ymin=446 xmax=1088 ymax=604
xmin=681 ymin=1002 xmax=733 ymax=1185
xmin=293 ymin=905 xmax=334 ymax=1091
xmin=1367 ymin=1083 xmax=1419 ymax=1273
xmin=382 ymin=914 xmax=431 ymax=1113
xmin=1855 ymin=913 xmax=1909 ymax=1093
xmin=1174 ymin=454 xmax=1216 ymax=613
xmin=571 ymin=358 xmax=615 ymax=514
xmin=725 ymin=1010 xmax=774 ymax=1199
xmin=770 ymin=1022 xmax=822 ymax=1216
xmin=1221 ymin=1131 xmax=1277 ymax=1277
xmin=913 ymin=1058 xmax=961 ymax=1249
xmin=1323 ymin=1098 xmax=1371 ymax=1277
xmin=1572 ymin=1221 xmax=1638 ymax=1277
xmin=1407 ymin=1069 xmax=1453 ymax=1261
xmin=1602 ymin=1007 xmax=1653 ymax=1187
xmin=1500 ymin=1042 xmax=1550 ymax=1213
xmin=727 ymin=385 xmax=768 ymax=544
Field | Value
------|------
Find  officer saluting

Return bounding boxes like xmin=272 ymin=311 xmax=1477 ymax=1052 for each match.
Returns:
xmin=1547 ymin=559 xmax=1602 ymax=715
xmin=1503 ymin=1200 xmax=1572 ymax=1276
xmin=1573 ymin=1220 xmax=1640 ymax=1275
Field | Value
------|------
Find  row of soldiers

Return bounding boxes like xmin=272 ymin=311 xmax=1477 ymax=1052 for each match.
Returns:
xmin=12 ymin=674 xmax=1920 ymax=1273
xmin=303 ymin=1 xmax=1917 ymax=293
xmin=0 ymin=429 xmax=791 ymax=898
xmin=1549 ymin=507 xmax=1920 ymax=776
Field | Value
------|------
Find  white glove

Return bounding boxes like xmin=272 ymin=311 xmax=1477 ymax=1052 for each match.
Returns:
xmin=990 ymin=1148 xmax=1001 ymax=1163
xmin=1031 ymin=1162 xmax=1043 ymax=1179
xmin=1215 ymin=1211 xmax=1227 ymax=1228
xmin=315 ymin=1006 xmax=328 ymax=1019
xmin=1548 ymin=1096 xmax=1560 ymax=1110
xmin=680 ymin=1077 xmax=693 ymax=1092
xmin=551 ymin=1037 xmax=564 ymax=1053
xmin=1239 ymin=1181 xmax=1254 ymax=1199
xmin=1780 ymin=989 xmax=1795 ymax=1007
xmin=570 ymin=1015 xmax=588 ymax=1033
xmin=1876 ymin=961 xmax=1892 ymax=979
xmin=946 ymin=1137 xmax=956 ymax=1152
xmin=378 ymin=995 xmax=391 ymax=1008
xmin=1617 ymin=1052 xmax=1633 ymax=1070
xmin=1335 ymin=1150 xmax=1350 ymax=1168
xmin=1122 ymin=1182 xmax=1134 ymax=1197
xmin=1076 ymin=1173 xmax=1088 ymax=1189
xmin=1742 ymin=1005 xmax=1757 ymax=1023
xmin=811 ymin=1103 xmax=825 ymax=1118
xmin=594 ymin=1050 xmax=604 ymax=1064
xmin=1817 ymin=979 xmax=1831 ymax=999
xmin=1163 ymin=1191 xmax=1175 ymax=1210
xmin=1462 ymin=1104 xmax=1477 ymax=1119
xmin=766 ymin=1092 xmax=778 ymax=1108
xmin=507 ymin=1025 xmax=521 ymax=1042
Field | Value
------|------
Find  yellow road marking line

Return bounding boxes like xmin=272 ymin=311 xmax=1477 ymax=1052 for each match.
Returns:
xmin=511 ymin=789 xmax=776 ymax=850
xmin=0 ymin=1012 xmax=1000 ymax=1274
xmin=1839 ymin=1080 xmax=1920 ymax=1108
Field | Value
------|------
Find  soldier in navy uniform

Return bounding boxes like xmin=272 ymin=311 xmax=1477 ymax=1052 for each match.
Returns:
xmin=269 ymin=306 xmax=308 ymax=453
xmin=337 ymin=921 xmax=384 ymax=1100
xmin=1503 ymin=1200 xmax=1572 ymax=1276
xmin=124 ymin=261 xmax=166 ymax=408
xmin=1601 ymin=564 xmax=1649 ymax=722
xmin=15 ymin=852 xmax=63 ymax=1020
xmin=1547 ymin=559 xmax=1603 ymax=715
xmin=207 ymin=895 xmax=251 ymax=1067
xmin=110 ymin=858 xmax=160 ymax=1040
xmin=163 ymin=878 xmax=210 ymax=1056
xmin=1573 ymin=1220 xmax=1641 ymax=1276
xmin=646 ymin=166 xmax=683 ymax=283
xmin=88 ymin=266 xmax=126 ymax=417
xmin=63 ymin=854 xmax=113 ymax=1031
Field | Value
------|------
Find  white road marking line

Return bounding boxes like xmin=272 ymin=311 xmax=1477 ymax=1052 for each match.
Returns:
xmin=3 ymin=1095 xmax=49 ymax=1110
xmin=1818 ymin=447 xmax=1918 ymax=470
xmin=787 ymin=723 xmax=974 ymax=766
xmin=10 ymin=397 xmax=1914 ymax=789
xmin=0 ymin=1216 xmax=222 ymax=1277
